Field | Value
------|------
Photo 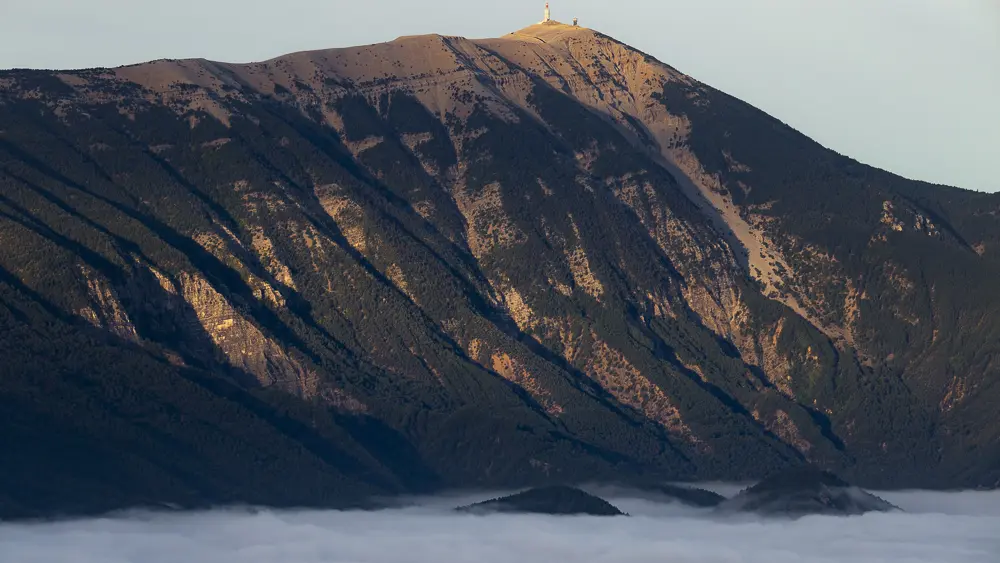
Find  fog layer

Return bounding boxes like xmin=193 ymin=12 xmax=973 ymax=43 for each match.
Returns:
xmin=1 ymin=490 xmax=997 ymax=563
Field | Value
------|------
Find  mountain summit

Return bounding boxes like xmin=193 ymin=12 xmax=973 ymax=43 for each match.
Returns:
xmin=1 ymin=21 xmax=998 ymax=518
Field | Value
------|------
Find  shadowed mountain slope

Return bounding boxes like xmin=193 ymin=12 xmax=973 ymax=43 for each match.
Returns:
xmin=1 ymin=20 xmax=998 ymax=517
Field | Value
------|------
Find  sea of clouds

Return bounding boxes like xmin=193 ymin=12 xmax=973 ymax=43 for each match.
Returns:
xmin=1 ymin=488 xmax=998 ymax=563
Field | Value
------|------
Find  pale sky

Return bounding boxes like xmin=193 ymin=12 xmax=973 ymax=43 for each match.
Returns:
xmin=1 ymin=0 xmax=997 ymax=192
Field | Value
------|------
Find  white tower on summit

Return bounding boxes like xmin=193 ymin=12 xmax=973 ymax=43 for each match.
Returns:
xmin=543 ymin=2 xmax=551 ymax=23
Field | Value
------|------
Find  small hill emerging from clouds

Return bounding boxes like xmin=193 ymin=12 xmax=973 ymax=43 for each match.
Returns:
xmin=719 ymin=467 xmax=898 ymax=516
xmin=458 ymin=486 xmax=625 ymax=516
xmin=642 ymin=484 xmax=727 ymax=508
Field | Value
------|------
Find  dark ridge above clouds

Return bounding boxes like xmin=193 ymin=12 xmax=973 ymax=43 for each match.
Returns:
xmin=457 ymin=485 xmax=626 ymax=516
xmin=718 ymin=467 xmax=899 ymax=517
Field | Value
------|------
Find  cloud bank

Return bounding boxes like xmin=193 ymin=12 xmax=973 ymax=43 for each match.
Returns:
xmin=1 ymin=490 xmax=998 ymax=563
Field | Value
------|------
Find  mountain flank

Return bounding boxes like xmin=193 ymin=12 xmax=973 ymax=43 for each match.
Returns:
xmin=1 ymin=19 xmax=999 ymax=518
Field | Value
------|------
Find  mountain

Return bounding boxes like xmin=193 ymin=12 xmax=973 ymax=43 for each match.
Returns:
xmin=1 ymin=20 xmax=998 ymax=518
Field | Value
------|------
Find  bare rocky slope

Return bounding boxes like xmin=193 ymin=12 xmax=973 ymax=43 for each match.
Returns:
xmin=1 ymin=21 xmax=998 ymax=517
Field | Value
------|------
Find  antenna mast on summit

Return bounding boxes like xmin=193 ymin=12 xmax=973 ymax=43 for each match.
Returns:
xmin=543 ymin=2 xmax=551 ymax=23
